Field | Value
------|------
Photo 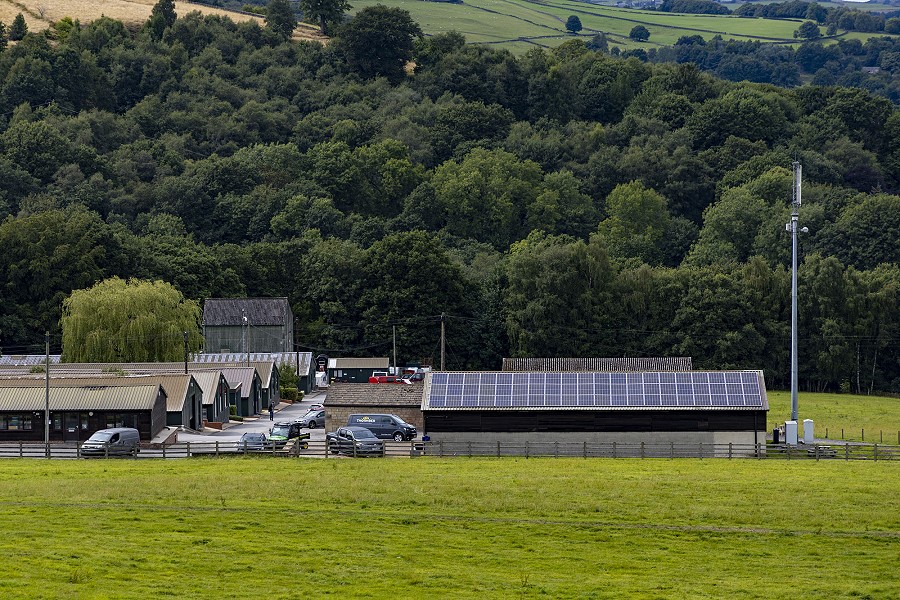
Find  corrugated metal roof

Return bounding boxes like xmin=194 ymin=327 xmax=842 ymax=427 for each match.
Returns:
xmin=193 ymin=352 xmax=312 ymax=372
xmin=0 ymin=355 xmax=61 ymax=366
xmin=0 ymin=385 xmax=161 ymax=411
xmin=502 ymin=357 xmax=694 ymax=372
xmin=219 ymin=368 xmax=256 ymax=398
xmin=189 ymin=371 xmax=224 ymax=406
xmin=203 ymin=298 xmax=292 ymax=326
xmin=0 ymin=374 xmax=195 ymax=413
xmin=327 ymin=358 xmax=390 ymax=369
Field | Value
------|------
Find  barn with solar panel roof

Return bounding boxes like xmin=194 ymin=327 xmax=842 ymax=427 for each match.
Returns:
xmin=420 ymin=358 xmax=769 ymax=455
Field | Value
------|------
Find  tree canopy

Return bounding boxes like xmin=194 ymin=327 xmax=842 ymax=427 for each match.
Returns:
xmin=300 ymin=0 xmax=351 ymax=35
xmin=337 ymin=5 xmax=422 ymax=82
xmin=566 ymin=15 xmax=583 ymax=34
xmin=60 ymin=278 xmax=202 ymax=362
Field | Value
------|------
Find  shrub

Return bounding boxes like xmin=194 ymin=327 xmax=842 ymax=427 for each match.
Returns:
xmin=282 ymin=387 xmax=298 ymax=402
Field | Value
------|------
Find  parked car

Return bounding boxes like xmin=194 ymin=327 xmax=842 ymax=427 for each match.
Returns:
xmin=297 ymin=409 xmax=326 ymax=429
xmin=368 ymin=374 xmax=410 ymax=384
xmin=401 ymin=372 xmax=425 ymax=383
xmin=238 ymin=432 xmax=268 ymax=451
xmin=326 ymin=426 xmax=384 ymax=457
xmin=308 ymin=403 xmax=324 ymax=411
xmin=268 ymin=422 xmax=310 ymax=448
xmin=347 ymin=414 xmax=417 ymax=441
xmin=81 ymin=428 xmax=141 ymax=457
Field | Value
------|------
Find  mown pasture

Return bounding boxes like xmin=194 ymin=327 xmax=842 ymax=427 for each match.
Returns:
xmin=349 ymin=0 xmax=852 ymax=52
xmin=0 ymin=458 xmax=897 ymax=598
xmin=767 ymin=390 xmax=900 ymax=442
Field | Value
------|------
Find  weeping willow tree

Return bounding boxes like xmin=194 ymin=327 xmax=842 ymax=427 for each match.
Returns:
xmin=60 ymin=278 xmax=203 ymax=362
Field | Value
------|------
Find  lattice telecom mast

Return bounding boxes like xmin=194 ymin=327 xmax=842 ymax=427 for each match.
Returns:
xmin=788 ymin=161 xmax=806 ymax=422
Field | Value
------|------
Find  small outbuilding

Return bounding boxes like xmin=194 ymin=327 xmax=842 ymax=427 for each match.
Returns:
xmin=324 ymin=382 xmax=424 ymax=432
xmin=327 ymin=358 xmax=390 ymax=384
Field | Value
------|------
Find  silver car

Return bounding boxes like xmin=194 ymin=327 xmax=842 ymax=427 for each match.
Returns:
xmin=297 ymin=409 xmax=325 ymax=429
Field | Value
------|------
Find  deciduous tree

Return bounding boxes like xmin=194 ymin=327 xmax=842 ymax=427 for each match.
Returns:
xmin=300 ymin=0 xmax=350 ymax=35
xmin=565 ymin=15 xmax=582 ymax=34
xmin=337 ymin=6 xmax=422 ymax=83
xmin=61 ymin=277 xmax=202 ymax=362
xmin=266 ymin=0 xmax=297 ymax=39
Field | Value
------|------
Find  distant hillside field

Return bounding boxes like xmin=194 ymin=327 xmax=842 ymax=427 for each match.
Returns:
xmin=349 ymin=0 xmax=895 ymax=52
xmin=0 ymin=0 xmax=326 ymax=41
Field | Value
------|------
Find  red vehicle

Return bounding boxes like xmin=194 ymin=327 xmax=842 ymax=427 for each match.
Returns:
xmin=368 ymin=375 xmax=410 ymax=384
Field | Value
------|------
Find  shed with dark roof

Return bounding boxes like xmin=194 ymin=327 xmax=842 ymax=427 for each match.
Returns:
xmin=202 ymin=298 xmax=294 ymax=354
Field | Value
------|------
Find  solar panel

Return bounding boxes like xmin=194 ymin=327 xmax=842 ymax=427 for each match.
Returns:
xmin=427 ymin=371 xmax=765 ymax=409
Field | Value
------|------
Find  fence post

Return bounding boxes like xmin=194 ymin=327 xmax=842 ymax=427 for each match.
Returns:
xmin=612 ymin=441 xmax=617 ymax=459
xmin=756 ymin=443 xmax=761 ymax=459
xmin=583 ymin=441 xmax=587 ymax=459
xmin=841 ymin=428 xmax=844 ymax=440
xmin=874 ymin=444 xmax=878 ymax=462
xmin=19 ymin=442 xmax=23 ymax=458
xmin=880 ymin=430 xmax=883 ymax=443
xmin=825 ymin=427 xmax=828 ymax=439
xmin=640 ymin=441 xmax=645 ymax=459
xmin=670 ymin=441 xmax=674 ymax=459
xmin=787 ymin=444 xmax=791 ymax=460
xmin=862 ymin=428 xmax=864 ymax=441
xmin=186 ymin=441 xmax=191 ymax=458
xmin=555 ymin=441 xmax=559 ymax=459
xmin=215 ymin=440 xmax=219 ymax=457
xmin=439 ymin=440 xmax=444 ymax=458
xmin=845 ymin=444 xmax=849 ymax=461
xmin=728 ymin=443 xmax=732 ymax=459
xmin=163 ymin=443 xmax=166 ymax=459
xmin=497 ymin=441 xmax=500 ymax=458
xmin=524 ymin=441 xmax=529 ymax=459
xmin=698 ymin=442 xmax=703 ymax=460
xmin=468 ymin=441 xmax=472 ymax=458
xmin=815 ymin=444 xmax=819 ymax=461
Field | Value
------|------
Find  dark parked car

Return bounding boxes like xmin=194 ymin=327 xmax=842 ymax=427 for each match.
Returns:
xmin=238 ymin=432 xmax=268 ymax=451
xmin=326 ymin=426 xmax=384 ymax=457
xmin=347 ymin=414 xmax=417 ymax=441
xmin=297 ymin=409 xmax=325 ymax=429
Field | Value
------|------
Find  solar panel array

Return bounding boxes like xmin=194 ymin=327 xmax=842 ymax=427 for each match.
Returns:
xmin=426 ymin=372 xmax=764 ymax=409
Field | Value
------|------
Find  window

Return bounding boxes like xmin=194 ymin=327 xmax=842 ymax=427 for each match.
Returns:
xmin=106 ymin=414 xmax=136 ymax=429
xmin=0 ymin=414 xmax=34 ymax=431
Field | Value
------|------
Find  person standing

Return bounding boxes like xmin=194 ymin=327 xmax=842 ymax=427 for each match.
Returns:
xmin=268 ymin=403 xmax=275 ymax=421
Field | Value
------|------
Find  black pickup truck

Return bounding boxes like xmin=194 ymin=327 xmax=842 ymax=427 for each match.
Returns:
xmin=325 ymin=426 xmax=385 ymax=456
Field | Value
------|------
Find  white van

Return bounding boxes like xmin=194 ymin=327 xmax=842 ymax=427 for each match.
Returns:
xmin=81 ymin=428 xmax=141 ymax=457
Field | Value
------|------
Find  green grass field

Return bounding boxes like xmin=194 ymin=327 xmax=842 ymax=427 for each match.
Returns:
xmin=0 ymin=458 xmax=897 ymax=598
xmin=767 ymin=391 xmax=900 ymax=442
xmin=350 ymin=0 xmax=893 ymax=52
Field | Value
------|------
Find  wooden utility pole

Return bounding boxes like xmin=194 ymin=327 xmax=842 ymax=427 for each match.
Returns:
xmin=440 ymin=313 xmax=445 ymax=371
xmin=44 ymin=331 xmax=50 ymax=457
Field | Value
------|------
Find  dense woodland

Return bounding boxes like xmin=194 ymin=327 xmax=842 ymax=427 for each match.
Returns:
xmin=0 ymin=6 xmax=899 ymax=394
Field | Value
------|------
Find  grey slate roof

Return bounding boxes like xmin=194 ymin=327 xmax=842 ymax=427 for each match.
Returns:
xmin=219 ymin=367 xmax=257 ymax=398
xmin=203 ymin=298 xmax=292 ymax=326
xmin=0 ymin=384 xmax=161 ymax=411
xmin=501 ymin=357 xmax=693 ymax=372
xmin=325 ymin=382 xmax=425 ymax=407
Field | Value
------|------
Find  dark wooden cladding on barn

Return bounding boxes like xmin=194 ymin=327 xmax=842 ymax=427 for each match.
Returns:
xmin=501 ymin=357 xmax=693 ymax=372
xmin=423 ymin=410 xmax=765 ymax=432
